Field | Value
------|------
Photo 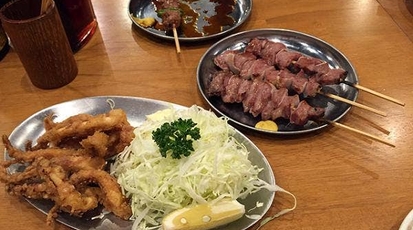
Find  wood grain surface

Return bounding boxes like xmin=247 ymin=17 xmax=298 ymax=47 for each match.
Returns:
xmin=0 ymin=0 xmax=412 ymax=229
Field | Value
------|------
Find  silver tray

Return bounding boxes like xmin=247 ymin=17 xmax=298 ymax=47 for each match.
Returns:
xmin=5 ymin=96 xmax=275 ymax=230
xmin=197 ymin=29 xmax=359 ymax=135
xmin=128 ymin=0 xmax=252 ymax=42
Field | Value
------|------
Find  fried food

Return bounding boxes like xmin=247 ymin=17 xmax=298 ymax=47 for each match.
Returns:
xmin=0 ymin=109 xmax=134 ymax=225
xmin=35 ymin=157 xmax=100 ymax=221
xmin=34 ymin=109 xmax=134 ymax=158
xmin=2 ymin=135 xmax=88 ymax=163
xmin=69 ymin=169 xmax=132 ymax=220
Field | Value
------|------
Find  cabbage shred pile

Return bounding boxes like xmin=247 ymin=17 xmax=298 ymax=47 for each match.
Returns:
xmin=111 ymin=105 xmax=272 ymax=229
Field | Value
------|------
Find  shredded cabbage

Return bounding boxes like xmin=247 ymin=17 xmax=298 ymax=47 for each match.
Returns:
xmin=111 ymin=105 xmax=275 ymax=229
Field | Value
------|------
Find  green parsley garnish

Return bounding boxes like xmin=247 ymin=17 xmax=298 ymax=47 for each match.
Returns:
xmin=156 ymin=8 xmax=182 ymax=17
xmin=152 ymin=118 xmax=201 ymax=159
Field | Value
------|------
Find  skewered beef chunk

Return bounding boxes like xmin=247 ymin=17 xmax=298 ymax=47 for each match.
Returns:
xmin=294 ymin=56 xmax=347 ymax=85
xmin=245 ymin=37 xmax=287 ymax=66
xmin=207 ymin=71 xmax=325 ymax=126
xmin=240 ymin=59 xmax=274 ymax=80
xmin=290 ymin=100 xmax=325 ymax=126
xmin=275 ymin=49 xmax=302 ymax=69
xmin=214 ymin=50 xmax=321 ymax=97
xmin=245 ymin=38 xmax=348 ymax=85
xmin=153 ymin=0 xmax=181 ymax=31
xmin=214 ymin=50 xmax=256 ymax=75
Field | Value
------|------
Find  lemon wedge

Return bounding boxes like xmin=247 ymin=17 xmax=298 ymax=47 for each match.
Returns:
xmin=161 ymin=199 xmax=245 ymax=230
xmin=255 ymin=120 xmax=278 ymax=131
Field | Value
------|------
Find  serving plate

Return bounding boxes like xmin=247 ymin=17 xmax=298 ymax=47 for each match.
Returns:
xmin=197 ymin=29 xmax=359 ymax=135
xmin=5 ymin=96 xmax=275 ymax=230
xmin=128 ymin=0 xmax=252 ymax=42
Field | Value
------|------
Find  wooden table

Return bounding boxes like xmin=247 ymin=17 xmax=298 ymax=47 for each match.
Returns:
xmin=1 ymin=0 xmax=413 ymax=229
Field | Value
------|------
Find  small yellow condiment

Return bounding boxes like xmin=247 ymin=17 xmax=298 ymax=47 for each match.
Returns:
xmin=255 ymin=120 xmax=278 ymax=131
xmin=131 ymin=15 xmax=156 ymax=28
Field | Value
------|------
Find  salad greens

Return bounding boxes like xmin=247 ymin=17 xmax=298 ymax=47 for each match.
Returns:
xmin=111 ymin=105 xmax=275 ymax=229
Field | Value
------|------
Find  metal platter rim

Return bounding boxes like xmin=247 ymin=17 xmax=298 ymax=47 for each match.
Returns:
xmin=196 ymin=28 xmax=359 ymax=135
xmin=128 ymin=0 xmax=253 ymax=42
xmin=5 ymin=95 xmax=276 ymax=230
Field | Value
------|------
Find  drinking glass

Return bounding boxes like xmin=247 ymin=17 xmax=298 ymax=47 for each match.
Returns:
xmin=0 ymin=0 xmax=78 ymax=89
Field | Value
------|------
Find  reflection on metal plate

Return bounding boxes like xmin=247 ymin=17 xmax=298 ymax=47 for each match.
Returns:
xmin=6 ymin=96 xmax=275 ymax=230
xmin=128 ymin=0 xmax=252 ymax=42
xmin=197 ymin=29 xmax=359 ymax=135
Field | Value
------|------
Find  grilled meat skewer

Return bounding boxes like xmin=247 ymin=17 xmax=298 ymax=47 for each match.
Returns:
xmin=207 ymin=71 xmax=325 ymax=126
xmin=152 ymin=0 xmax=182 ymax=31
xmin=245 ymin=38 xmax=348 ymax=85
xmin=214 ymin=50 xmax=321 ymax=97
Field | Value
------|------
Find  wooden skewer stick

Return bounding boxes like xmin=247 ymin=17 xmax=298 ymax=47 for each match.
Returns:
xmin=328 ymin=121 xmax=395 ymax=147
xmin=172 ymin=27 xmax=181 ymax=54
xmin=347 ymin=83 xmax=405 ymax=106
xmin=321 ymin=92 xmax=387 ymax=117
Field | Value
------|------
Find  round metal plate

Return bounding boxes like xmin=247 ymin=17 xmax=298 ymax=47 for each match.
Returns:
xmin=197 ymin=29 xmax=359 ymax=135
xmin=5 ymin=96 xmax=275 ymax=230
xmin=128 ymin=0 xmax=252 ymax=42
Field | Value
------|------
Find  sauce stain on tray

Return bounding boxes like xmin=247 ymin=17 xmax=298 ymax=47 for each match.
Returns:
xmin=153 ymin=0 xmax=236 ymax=37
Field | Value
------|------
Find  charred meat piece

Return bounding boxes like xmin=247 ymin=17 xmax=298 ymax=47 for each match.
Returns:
xmin=153 ymin=0 xmax=182 ymax=31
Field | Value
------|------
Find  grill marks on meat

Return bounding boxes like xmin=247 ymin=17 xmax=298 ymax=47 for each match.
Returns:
xmin=214 ymin=50 xmax=321 ymax=97
xmin=207 ymin=71 xmax=325 ymax=126
xmin=153 ymin=0 xmax=181 ymax=31
xmin=245 ymin=37 xmax=348 ymax=85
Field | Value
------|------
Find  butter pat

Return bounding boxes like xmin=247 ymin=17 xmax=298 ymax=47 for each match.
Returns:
xmin=161 ymin=199 xmax=245 ymax=230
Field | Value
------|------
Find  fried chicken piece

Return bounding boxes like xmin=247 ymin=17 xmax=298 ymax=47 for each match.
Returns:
xmin=35 ymin=158 xmax=100 ymax=218
xmin=6 ymin=182 xmax=56 ymax=199
xmin=49 ymin=155 xmax=106 ymax=172
xmin=1 ymin=109 xmax=134 ymax=225
xmin=1 ymin=155 xmax=106 ymax=188
xmin=43 ymin=113 xmax=93 ymax=131
xmin=35 ymin=109 xmax=134 ymax=149
xmin=80 ymin=131 xmax=110 ymax=158
xmin=2 ymin=134 xmax=89 ymax=163
xmin=0 ymin=164 xmax=38 ymax=184
xmin=70 ymin=169 xmax=132 ymax=220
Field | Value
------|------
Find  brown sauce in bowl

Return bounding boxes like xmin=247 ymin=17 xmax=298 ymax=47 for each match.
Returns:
xmin=153 ymin=0 xmax=236 ymax=37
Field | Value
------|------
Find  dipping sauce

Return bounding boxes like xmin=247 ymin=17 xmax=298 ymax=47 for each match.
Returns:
xmin=203 ymin=0 xmax=236 ymax=35
xmin=152 ymin=0 xmax=236 ymax=37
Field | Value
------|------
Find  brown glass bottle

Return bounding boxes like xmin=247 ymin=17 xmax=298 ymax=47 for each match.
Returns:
xmin=54 ymin=0 xmax=97 ymax=52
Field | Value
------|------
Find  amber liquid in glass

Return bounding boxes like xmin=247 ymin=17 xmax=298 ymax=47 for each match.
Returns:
xmin=55 ymin=0 xmax=97 ymax=52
